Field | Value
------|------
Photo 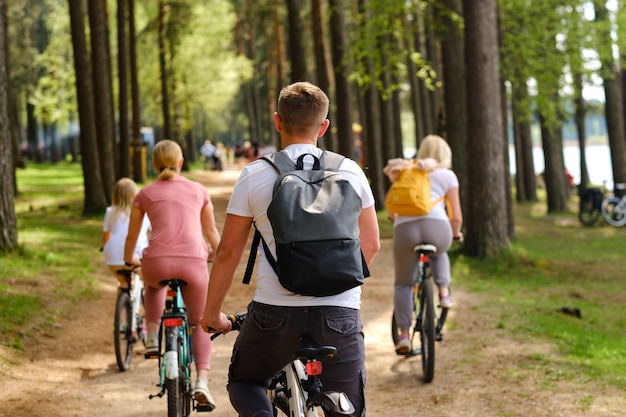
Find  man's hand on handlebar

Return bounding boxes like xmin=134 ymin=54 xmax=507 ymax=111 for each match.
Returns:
xmin=200 ymin=312 xmax=233 ymax=336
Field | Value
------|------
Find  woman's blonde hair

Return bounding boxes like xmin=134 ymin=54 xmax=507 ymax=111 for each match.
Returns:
xmin=153 ymin=139 xmax=183 ymax=180
xmin=416 ymin=134 xmax=452 ymax=169
xmin=110 ymin=177 xmax=138 ymax=225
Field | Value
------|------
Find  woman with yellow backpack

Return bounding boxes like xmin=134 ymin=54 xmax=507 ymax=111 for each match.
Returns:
xmin=383 ymin=134 xmax=463 ymax=354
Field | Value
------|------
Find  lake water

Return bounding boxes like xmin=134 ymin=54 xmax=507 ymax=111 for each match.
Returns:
xmin=509 ymin=144 xmax=614 ymax=190
xmin=405 ymin=143 xmax=615 ymax=190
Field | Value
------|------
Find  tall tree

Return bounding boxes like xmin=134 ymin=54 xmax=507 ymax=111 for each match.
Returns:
xmin=463 ymin=0 xmax=510 ymax=257
xmin=438 ymin=0 xmax=468 ymax=213
xmin=0 ymin=0 xmax=17 ymax=252
xmin=88 ymin=0 xmax=116 ymax=200
xmin=285 ymin=0 xmax=306 ymax=82
xmin=129 ymin=0 xmax=143 ymax=183
xmin=68 ymin=0 xmax=108 ymax=214
xmin=328 ymin=0 xmax=354 ymax=157
xmin=158 ymin=0 xmax=172 ymax=140
xmin=594 ymin=1 xmax=626 ymax=190
xmin=117 ymin=0 xmax=130 ymax=179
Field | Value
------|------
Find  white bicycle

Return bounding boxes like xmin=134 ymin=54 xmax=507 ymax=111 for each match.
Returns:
xmin=212 ymin=313 xmax=354 ymax=416
xmin=601 ymin=183 xmax=626 ymax=227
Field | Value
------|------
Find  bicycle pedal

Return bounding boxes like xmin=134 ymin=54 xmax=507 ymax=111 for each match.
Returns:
xmin=144 ymin=351 xmax=159 ymax=359
xmin=195 ymin=402 xmax=215 ymax=412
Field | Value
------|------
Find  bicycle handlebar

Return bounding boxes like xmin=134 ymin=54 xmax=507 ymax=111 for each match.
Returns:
xmin=208 ymin=312 xmax=246 ymax=340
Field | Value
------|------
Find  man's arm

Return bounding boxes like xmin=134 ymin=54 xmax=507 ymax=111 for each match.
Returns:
xmin=200 ymin=213 xmax=253 ymax=333
xmin=358 ymin=205 xmax=380 ymax=266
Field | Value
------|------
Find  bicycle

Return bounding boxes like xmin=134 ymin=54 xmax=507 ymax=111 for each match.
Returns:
xmin=211 ymin=313 xmax=355 ymax=417
xmin=147 ymin=279 xmax=213 ymax=417
xmin=113 ymin=266 xmax=145 ymax=372
xmin=601 ymin=183 xmax=626 ymax=227
xmin=390 ymin=243 xmax=450 ymax=383
xmin=579 ymin=187 xmax=604 ymax=226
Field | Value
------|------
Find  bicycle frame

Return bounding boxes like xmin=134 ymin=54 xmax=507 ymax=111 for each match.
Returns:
xmin=213 ymin=313 xmax=354 ymax=416
xmin=149 ymin=280 xmax=210 ymax=416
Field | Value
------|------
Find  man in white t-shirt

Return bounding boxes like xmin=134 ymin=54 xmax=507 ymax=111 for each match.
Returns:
xmin=200 ymin=82 xmax=380 ymax=417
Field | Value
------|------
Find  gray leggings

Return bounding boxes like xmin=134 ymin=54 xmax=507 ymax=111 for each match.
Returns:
xmin=393 ymin=218 xmax=452 ymax=331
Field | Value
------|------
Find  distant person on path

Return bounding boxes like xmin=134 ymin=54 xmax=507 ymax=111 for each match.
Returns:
xmin=124 ymin=139 xmax=221 ymax=410
xmin=384 ymin=134 xmax=463 ymax=355
xmin=101 ymin=177 xmax=151 ymax=289
xmin=200 ymin=81 xmax=380 ymax=417
xmin=200 ymin=140 xmax=217 ymax=170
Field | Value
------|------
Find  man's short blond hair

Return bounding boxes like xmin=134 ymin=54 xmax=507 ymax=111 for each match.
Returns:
xmin=277 ymin=82 xmax=329 ymax=135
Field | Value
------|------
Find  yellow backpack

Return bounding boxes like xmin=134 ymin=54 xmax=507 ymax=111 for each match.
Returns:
xmin=385 ymin=166 xmax=451 ymax=217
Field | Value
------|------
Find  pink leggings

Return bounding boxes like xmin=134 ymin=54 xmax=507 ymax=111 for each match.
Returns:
xmin=141 ymin=257 xmax=213 ymax=371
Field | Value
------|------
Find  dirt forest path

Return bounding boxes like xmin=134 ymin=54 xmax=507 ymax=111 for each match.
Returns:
xmin=1 ymin=166 xmax=624 ymax=417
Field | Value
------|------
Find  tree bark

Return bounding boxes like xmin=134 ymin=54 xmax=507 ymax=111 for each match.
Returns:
xmin=285 ymin=0 xmax=306 ymax=82
xmin=439 ymin=0 xmax=468 ymax=214
xmin=68 ymin=0 xmax=108 ymax=214
xmin=128 ymin=0 xmax=144 ymax=183
xmin=88 ymin=0 xmax=116 ymax=201
xmin=328 ymin=0 xmax=354 ymax=157
xmin=0 ymin=0 xmax=17 ymax=251
xmin=158 ymin=0 xmax=172 ymax=140
xmin=117 ymin=0 xmax=130 ymax=179
xmin=463 ymin=0 xmax=510 ymax=257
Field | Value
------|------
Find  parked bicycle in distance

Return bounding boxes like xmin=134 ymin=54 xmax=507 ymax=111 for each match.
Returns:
xmin=114 ymin=266 xmax=145 ymax=372
xmin=579 ymin=183 xmax=626 ymax=227
xmin=148 ymin=279 xmax=213 ymax=417
xmin=211 ymin=313 xmax=355 ymax=417
xmin=391 ymin=242 xmax=451 ymax=383
xmin=601 ymin=183 xmax=626 ymax=227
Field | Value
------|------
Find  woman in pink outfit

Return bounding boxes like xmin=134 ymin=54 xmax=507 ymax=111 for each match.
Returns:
xmin=124 ymin=139 xmax=221 ymax=410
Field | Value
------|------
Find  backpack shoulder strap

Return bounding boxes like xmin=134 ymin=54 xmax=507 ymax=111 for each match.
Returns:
xmin=320 ymin=150 xmax=346 ymax=172
xmin=261 ymin=151 xmax=296 ymax=175
xmin=242 ymin=226 xmax=278 ymax=285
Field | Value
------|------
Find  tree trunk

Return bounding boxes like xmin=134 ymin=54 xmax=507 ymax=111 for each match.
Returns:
xmin=158 ymin=0 xmax=172 ymax=140
xmin=539 ymin=111 xmax=569 ymax=212
xmin=439 ymin=0 xmax=468 ymax=214
xmin=0 ymin=0 xmax=17 ymax=251
xmin=328 ymin=0 xmax=354 ymax=157
xmin=128 ymin=0 xmax=144 ymax=183
xmin=68 ymin=0 xmax=108 ymax=214
xmin=463 ymin=0 xmax=510 ymax=257
xmin=573 ymin=71 xmax=589 ymax=193
xmin=88 ymin=0 xmax=116 ymax=200
xmin=117 ymin=0 xmax=130 ymax=179
xmin=286 ymin=0 xmax=306 ymax=82
xmin=595 ymin=1 xmax=626 ymax=192
xmin=311 ymin=0 xmax=334 ymax=150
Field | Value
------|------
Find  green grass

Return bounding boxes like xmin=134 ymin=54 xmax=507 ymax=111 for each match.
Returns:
xmin=2 ymin=162 xmax=101 ymax=349
xmin=451 ymin=202 xmax=626 ymax=390
xmin=3 ymin=162 xmax=626 ymax=393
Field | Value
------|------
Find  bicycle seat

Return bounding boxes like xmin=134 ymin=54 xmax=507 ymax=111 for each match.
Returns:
xmin=413 ymin=243 xmax=437 ymax=255
xmin=158 ymin=278 xmax=187 ymax=288
xmin=294 ymin=334 xmax=336 ymax=361
xmin=116 ymin=269 xmax=134 ymax=278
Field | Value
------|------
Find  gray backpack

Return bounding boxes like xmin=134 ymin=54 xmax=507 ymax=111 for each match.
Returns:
xmin=242 ymin=150 xmax=370 ymax=296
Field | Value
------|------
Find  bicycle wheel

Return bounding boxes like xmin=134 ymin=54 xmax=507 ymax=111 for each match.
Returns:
xmin=601 ymin=197 xmax=626 ymax=227
xmin=579 ymin=189 xmax=601 ymax=226
xmin=419 ymin=278 xmax=436 ymax=383
xmin=165 ymin=375 xmax=185 ymax=417
xmin=114 ymin=291 xmax=133 ymax=372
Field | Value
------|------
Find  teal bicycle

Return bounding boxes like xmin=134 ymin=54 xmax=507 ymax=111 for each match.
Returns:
xmin=148 ymin=279 xmax=213 ymax=417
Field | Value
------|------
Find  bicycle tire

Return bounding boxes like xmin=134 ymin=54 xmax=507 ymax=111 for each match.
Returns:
xmin=166 ymin=376 xmax=184 ymax=417
xmin=601 ymin=197 xmax=626 ymax=227
xmin=579 ymin=189 xmax=601 ymax=226
xmin=419 ymin=278 xmax=436 ymax=383
xmin=114 ymin=291 xmax=133 ymax=372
